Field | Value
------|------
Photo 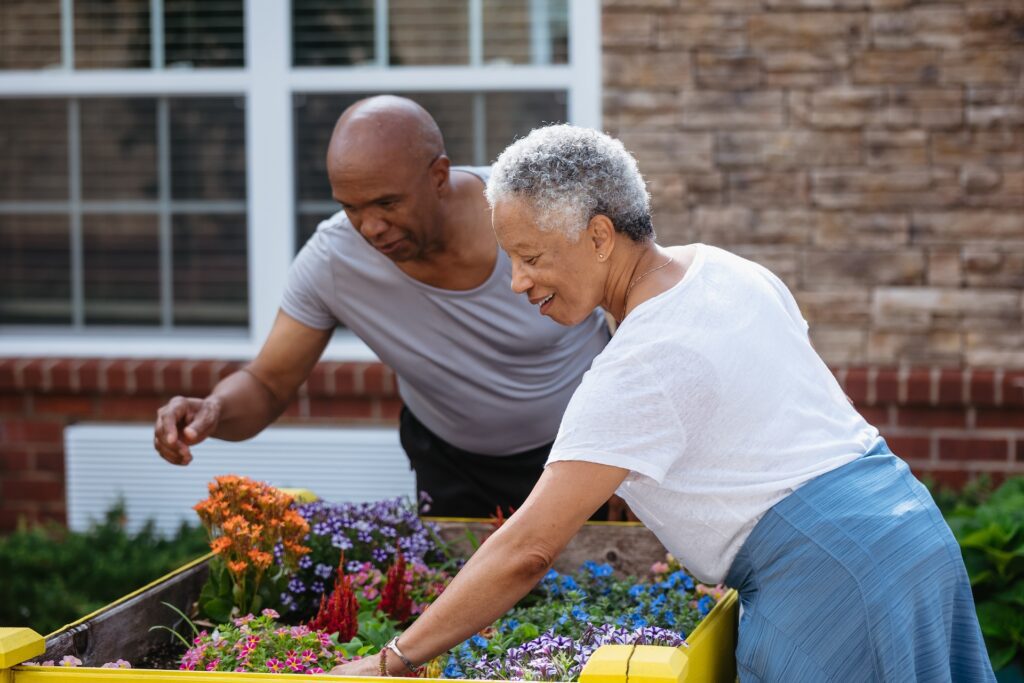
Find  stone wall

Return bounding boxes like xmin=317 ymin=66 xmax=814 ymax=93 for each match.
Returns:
xmin=602 ymin=0 xmax=1024 ymax=368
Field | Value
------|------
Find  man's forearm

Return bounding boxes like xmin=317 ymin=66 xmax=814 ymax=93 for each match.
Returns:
xmin=208 ymin=367 xmax=289 ymax=441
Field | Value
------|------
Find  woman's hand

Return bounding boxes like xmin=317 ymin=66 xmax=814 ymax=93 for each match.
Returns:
xmin=329 ymin=653 xmax=381 ymax=676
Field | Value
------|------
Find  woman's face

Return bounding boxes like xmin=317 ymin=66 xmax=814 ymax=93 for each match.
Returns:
xmin=492 ymin=198 xmax=607 ymax=326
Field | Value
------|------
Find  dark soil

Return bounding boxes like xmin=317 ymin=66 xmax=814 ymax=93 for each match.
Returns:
xmin=134 ymin=640 xmax=187 ymax=670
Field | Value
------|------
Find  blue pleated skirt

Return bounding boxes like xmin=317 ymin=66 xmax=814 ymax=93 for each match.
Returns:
xmin=724 ymin=439 xmax=996 ymax=682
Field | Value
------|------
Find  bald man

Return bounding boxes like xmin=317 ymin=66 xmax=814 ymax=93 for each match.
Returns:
xmin=153 ymin=96 xmax=610 ymax=518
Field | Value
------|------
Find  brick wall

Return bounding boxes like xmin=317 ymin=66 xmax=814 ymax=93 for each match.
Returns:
xmin=602 ymin=0 xmax=1024 ymax=368
xmin=2 ymin=357 xmax=1022 ymax=532
xmin=0 ymin=358 xmax=400 ymax=531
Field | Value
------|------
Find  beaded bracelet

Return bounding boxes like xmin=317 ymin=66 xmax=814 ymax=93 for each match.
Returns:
xmin=379 ymin=646 xmax=389 ymax=677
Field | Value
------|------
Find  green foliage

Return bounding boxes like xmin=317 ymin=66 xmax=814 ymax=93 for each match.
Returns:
xmin=336 ymin=610 xmax=400 ymax=659
xmin=197 ymin=557 xmax=287 ymax=624
xmin=0 ymin=504 xmax=208 ymax=635
xmin=945 ymin=477 xmax=1024 ymax=671
xmin=926 ymin=473 xmax=997 ymax=517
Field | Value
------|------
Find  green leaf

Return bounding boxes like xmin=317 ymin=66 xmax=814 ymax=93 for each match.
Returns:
xmin=202 ymin=597 xmax=233 ymax=623
xmin=989 ymin=642 xmax=1018 ymax=671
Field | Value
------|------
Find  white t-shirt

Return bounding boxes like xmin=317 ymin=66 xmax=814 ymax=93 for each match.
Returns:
xmin=547 ymin=244 xmax=879 ymax=584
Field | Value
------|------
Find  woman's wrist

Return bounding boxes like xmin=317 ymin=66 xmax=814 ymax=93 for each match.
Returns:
xmin=385 ymin=635 xmax=420 ymax=674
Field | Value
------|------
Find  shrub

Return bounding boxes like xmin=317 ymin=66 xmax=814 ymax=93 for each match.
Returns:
xmin=0 ymin=504 xmax=208 ymax=635
xmin=944 ymin=477 xmax=1024 ymax=671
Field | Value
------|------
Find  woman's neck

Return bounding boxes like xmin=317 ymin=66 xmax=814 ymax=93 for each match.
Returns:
xmin=602 ymin=241 xmax=664 ymax=324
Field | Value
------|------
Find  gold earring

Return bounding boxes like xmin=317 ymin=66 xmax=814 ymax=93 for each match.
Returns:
xmin=598 ymin=254 xmax=604 ymax=260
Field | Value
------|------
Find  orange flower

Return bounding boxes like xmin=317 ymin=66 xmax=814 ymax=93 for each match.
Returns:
xmin=194 ymin=474 xmax=312 ymax=615
xmin=227 ymin=560 xmax=249 ymax=574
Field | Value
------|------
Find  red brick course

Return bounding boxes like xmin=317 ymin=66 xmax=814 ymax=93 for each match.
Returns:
xmin=0 ymin=358 xmax=1022 ymax=532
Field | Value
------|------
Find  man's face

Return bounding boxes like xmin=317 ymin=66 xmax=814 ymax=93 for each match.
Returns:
xmin=328 ymin=150 xmax=445 ymax=263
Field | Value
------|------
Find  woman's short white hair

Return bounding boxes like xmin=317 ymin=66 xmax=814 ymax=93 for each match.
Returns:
xmin=485 ymin=124 xmax=653 ymax=242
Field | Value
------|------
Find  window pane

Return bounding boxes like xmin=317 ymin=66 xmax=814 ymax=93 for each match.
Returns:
xmin=0 ymin=0 xmax=62 ymax=70
xmin=0 ymin=215 xmax=71 ymax=324
xmin=484 ymin=0 xmax=568 ymax=65
xmin=294 ymin=93 xmax=361 ymax=203
xmin=81 ymin=99 xmax=158 ymax=200
xmin=173 ymin=214 xmax=248 ymax=327
xmin=292 ymin=0 xmax=374 ymax=66
xmin=389 ymin=0 xmax=468 ymax=66
xmin=0 ymin=99 xmax=68 ymax=201
xmin=485 ymin=91 xmax=566 ymax=162
xmin=83 ymin=214 xmax=160 ymax=325
xmin=170 ymin=97 xmax=246 ymax=200
xmin=74 ymin=0 xmax=151 ymax=69
xmin=164 ymin=0 xmax=245 ymax=68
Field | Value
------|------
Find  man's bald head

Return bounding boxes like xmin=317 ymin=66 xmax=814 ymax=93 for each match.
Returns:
xmin=328 ymin=95 xmax=446 ymax=173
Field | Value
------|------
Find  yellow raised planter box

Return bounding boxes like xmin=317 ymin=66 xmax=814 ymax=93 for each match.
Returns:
xmin=1 ymin=515 xmax=738 ymax=683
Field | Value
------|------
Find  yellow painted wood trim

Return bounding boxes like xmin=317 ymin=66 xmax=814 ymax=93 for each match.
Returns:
xmin=278 ymin=489 xmax=319 ymax=504
xmin=44 ymin=553 xmax=214 ymax=638
xmin=627 ymin=645 xmax=688 ymax=683
xmin=0 ymin=629 xmax=45 ymax=669
xmin=579 ymin=644 xmax=633 ymax=683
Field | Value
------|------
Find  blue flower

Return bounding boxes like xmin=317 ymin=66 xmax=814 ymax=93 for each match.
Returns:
xmin=697 ymin=595 xmax=713 ymax=617
xmin=628 ymin=585 xmax=646 ymax=598
xmin=571 ymin=606 xmax=588 ymax=621
xmin=560 ymin=576 xmax=579 ymax=591
xmin=668 ymin=570 xmax=695 ymax=591
xmin=470 ymin=635 xmax=488 ymax=648
xmin=443 ymin=657 xmax=464 ymax=678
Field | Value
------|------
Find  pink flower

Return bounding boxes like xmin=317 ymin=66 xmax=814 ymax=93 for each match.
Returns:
xmin=266 ymin=658 xmax=284 ymax=673
xmin=285 ymin=656 xmax=304 ymax=672
xmin=233 ymin=614 xmax=256 ymax=627
xmin=101 ymin=659 xmax=131 ymax=669
xmin=307 ymin=667 xmax=325 ymax=674
xmin=651 ymin=562 xmax=670 ymax=574
xmin=300 ymin=649 xmax=317 ymax=663
xmin=261 ymin=608 xmax=280 ymax=619
xmin=59 ymin=656 xmax=83 ymax=667
xmin=206 ymin=659 xmax=221 ymax=671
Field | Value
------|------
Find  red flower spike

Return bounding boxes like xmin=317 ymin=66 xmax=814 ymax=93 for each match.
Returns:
xmin=308 ymin=553 xmax=358 ymax=642
xmin=489 ymin=505 xmax=516 ymax=530
xmin=380 ymin=550 xmax=412 ymax=624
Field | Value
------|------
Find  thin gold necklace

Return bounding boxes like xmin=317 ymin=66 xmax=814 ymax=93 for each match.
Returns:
xmin=620 ymin=256 xmax=674 ymax=322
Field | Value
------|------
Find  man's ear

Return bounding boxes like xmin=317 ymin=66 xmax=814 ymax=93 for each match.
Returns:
xmin=430 ymin=154 xmax=452 ymax=195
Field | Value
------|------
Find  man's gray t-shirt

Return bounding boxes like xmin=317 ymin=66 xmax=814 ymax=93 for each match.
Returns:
xmin=281 ymin=167 xmax=610 ymax=456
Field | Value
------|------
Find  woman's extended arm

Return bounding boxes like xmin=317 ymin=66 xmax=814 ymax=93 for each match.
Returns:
xmin=329 ymin=459 xmax=629 ymax=676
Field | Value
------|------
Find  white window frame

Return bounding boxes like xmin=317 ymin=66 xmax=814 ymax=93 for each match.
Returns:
xmin=0 ymin=0 xmax=600 ymax=362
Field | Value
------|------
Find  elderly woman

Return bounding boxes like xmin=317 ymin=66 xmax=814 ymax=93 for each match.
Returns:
xmin=331 ymin=126 xmax=994 ymax=681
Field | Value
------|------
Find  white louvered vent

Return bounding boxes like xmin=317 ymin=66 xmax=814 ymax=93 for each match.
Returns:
xmin=65 ymin=424 xmax=414 ymax=536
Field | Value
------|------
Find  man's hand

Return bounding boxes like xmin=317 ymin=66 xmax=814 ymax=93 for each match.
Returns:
xmin=153 ymin=395 xmax=222 ymax=465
